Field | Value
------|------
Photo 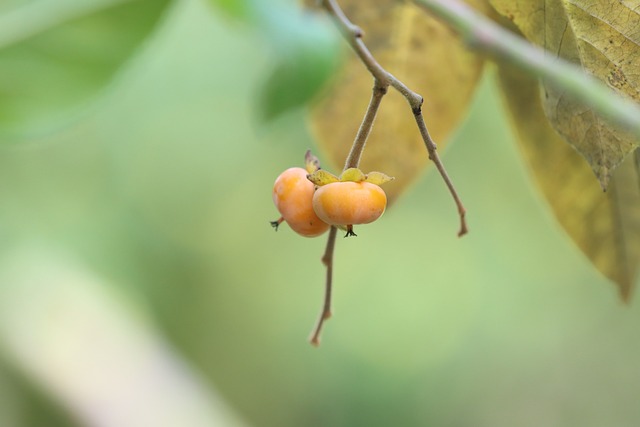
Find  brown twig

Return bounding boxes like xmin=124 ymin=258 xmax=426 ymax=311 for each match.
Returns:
xmin=309 ymin=0 xmax=470 ymax=347
xmin=310 ymin=226 xmax=338 ymax=346
xmin=321 ymin=0 xmax=468 ymax=237
xmin=344 ymin=82 xmax=388 ymax=169
xmin=413 ymin=113 xmax=468 ymax=236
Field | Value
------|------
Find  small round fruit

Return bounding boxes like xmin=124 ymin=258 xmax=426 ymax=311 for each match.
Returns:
xmin=272 ymin=167 xmax=330 ymax=237
xmin=312 ymin=181 xmax=387 ymax=226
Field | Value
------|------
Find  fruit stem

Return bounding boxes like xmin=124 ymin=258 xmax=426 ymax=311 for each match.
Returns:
xmin=310 ymin=226 xmax=338 ymax=346
xmin=343 ymin=82 xmax=387 ymax=170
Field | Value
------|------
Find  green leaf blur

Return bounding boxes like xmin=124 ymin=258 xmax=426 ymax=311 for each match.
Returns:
xmin=209 ymin=0 xmax=252 ymax=19
xmin=0 ymin=0 xmax=171 ymax=141
xmin=208 ymin=0 xmax=341 ymax=122
xmin=258 ymin=5 xmax=341 ymax=121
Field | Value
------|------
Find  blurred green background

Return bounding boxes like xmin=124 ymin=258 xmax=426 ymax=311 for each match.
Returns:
xmin=1 ymin=0 xmax=640 ymax=426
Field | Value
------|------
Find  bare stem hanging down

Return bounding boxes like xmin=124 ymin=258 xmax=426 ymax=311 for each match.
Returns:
xmin=320 ymin=0 xmax=468 ymax=237
xmin=310 ymin=226 xmax=338 ymax=346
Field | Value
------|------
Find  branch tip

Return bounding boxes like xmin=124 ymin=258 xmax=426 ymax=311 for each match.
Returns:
xmin=457 ymin=210 xmax=468 ymax=237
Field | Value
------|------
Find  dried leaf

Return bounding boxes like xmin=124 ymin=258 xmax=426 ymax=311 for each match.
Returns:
xmin=304 ymin=149 xmax=321 ymax=173
xmin=490 ymin=0 xmax=640 ymax=187
xmin=306 ymin=0 xmax=487 ymax=203
xmin=497 ymin=64 xmax=640 ymax=300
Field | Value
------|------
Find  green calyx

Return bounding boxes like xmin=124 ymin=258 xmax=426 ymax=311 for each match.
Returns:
xmin=307 ymin=167 xmax=394 ymax=186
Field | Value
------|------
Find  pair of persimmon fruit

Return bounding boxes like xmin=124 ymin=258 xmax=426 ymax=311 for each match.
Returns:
xmin=272 ymin=152 xmax=392 ymax=237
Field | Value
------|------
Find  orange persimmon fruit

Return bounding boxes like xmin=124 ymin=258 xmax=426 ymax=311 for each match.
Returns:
xmin=272 ymin=167 xmax=330 ymax=237
xmin=312 ymin=181 xmax=387 ymax=235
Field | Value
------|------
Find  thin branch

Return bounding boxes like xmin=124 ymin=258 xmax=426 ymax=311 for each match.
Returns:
xmin=344 ymin=82 xmax=388 ymax=169
xmin=321 ymin=0 xmax=469 ymax=237
xmin=414 ymin=113 xmax=467 ymax=236
xmin=414 ymin=0 xmax=640 ymax=138
xmin=310 ymin=226 xmax=338 ymax=346
xmin=321 ymin=0 xmax=423 ymax=110
xmin=321 ymin=0 xmax=388 ymax=85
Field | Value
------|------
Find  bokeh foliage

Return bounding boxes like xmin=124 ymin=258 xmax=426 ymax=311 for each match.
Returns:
xmin=0 ymin=0 xmax=172 ymax=140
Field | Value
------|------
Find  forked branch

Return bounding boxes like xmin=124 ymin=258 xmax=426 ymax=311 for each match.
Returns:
xmin=310 ymin=0 xmax=471 ymax=346
xmin=320 ymin=0 xmax=468 ymax=237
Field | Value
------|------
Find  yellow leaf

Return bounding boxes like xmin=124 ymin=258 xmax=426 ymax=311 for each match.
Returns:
xmin=497 ymin=63 xmax=640 ymax=300
xmin=306 ymin=0 xmax=487 ymax=203
xmin=490 ymin=0 xmax=640 ymax=187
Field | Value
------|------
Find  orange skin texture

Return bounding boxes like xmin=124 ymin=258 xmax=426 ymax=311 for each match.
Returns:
xmin=273 ymin=167 xmax=330 ymax=237
xmin=312 ymin=181 xmax=387 ymax=226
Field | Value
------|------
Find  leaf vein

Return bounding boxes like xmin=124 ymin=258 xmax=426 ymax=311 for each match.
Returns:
xmin=564 ymin=0 xmax=640 ymax=46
